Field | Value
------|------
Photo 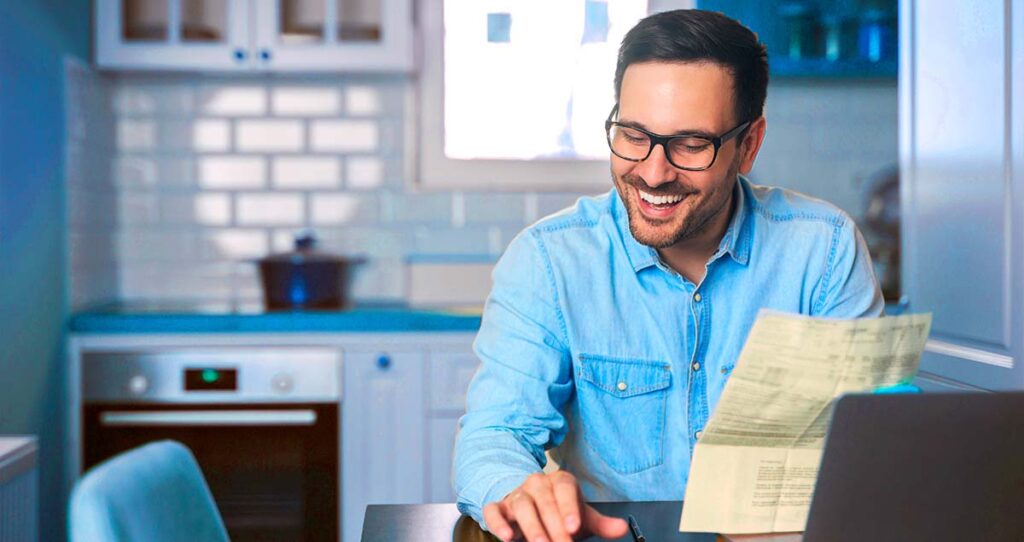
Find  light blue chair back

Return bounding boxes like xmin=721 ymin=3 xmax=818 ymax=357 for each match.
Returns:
xmin=69 ymin=440 xmax=230 ymax=542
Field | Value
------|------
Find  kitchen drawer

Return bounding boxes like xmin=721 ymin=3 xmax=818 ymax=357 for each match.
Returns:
xmin=429 ymin=350 xmax=479 ymax=412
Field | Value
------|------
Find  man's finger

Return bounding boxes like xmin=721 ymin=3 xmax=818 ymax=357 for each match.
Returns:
xmin=511 ymin=493 xmax=551 ymax=542
xmin=581 ymin=503 xmax=630 ymax=539
xmin=551 ymin=473 xmax=582 ymax=535
xmin=530 ymin=484 xmax=572 ymax=542
xmin=483 ymin=502 xmax=515 ymax=542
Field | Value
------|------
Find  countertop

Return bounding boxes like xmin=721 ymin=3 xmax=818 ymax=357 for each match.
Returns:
xmin=361 ymin=501 xmax=721 ymax=542
xmin=69 ymin=301 xmax=483 ymax=334
xmin=0 ymin=437 xmax=37 ymax=484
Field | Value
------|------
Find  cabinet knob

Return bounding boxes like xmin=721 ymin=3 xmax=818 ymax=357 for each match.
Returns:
xmin=233 ymin=48 xmax=247 ymax=61
xmin=376 ymin=355 xmax=392 ymax=370
xmin=260 ymin=49 xmax=272 ymax=61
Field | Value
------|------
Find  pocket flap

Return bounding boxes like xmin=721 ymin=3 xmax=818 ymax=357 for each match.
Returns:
xmin=577 ymin=354 xmax=671 ymax=398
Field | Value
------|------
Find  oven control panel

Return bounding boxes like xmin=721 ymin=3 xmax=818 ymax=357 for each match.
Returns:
xmin=81 ymin=348 xmax=341 ymax=403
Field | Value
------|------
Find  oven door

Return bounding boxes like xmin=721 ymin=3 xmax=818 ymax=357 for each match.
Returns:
xmin=81 ymin=402 xmax=338 ymax=542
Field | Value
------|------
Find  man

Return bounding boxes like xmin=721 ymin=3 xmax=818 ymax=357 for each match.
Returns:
xmin=454 ymin=9 xmax=883 ymax=542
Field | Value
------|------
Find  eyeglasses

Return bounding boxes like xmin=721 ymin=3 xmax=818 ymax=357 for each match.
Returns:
xmin=604 ymin=105 xmax=751 ymax=171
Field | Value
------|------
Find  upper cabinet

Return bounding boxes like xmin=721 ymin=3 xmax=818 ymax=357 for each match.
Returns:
xmin=95 ymin=0 xmax=414 ymax=72
xmin=697 ymin=0 xmax=897 ymax=78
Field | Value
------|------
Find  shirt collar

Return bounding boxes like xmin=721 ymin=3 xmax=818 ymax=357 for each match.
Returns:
xmin=614 ymin=176 xmax=753 ymax=274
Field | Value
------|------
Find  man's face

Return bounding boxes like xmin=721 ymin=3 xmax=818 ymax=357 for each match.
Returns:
xmin=611 ymin=61 xmax=751 ymax=249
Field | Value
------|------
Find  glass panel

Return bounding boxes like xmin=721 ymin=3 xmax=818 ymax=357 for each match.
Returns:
xmin=337 ymin=0 xmax=381 ymax=42
xmin=444 ymin=0 xmax=647 ymax=161
xmin=122 ymin=0 xmax=169 ymax=42
xmin=181 ymin=0 xmax=227 ymax=43
xmin=280 ymin=0 xmax=325 ymax=44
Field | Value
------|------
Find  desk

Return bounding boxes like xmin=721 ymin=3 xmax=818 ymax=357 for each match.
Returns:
xmin=361 ymin=501 xmax=801 ymax=541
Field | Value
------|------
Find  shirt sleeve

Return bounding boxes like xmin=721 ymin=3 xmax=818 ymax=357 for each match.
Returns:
xmin=453 ymin=229 xmax=575 ymax=525
xmin=811 ymin=216 xmax=885 ymax=318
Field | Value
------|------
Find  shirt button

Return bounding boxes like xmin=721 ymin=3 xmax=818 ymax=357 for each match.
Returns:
xmin=693 ymin=293 xmax=702 ymax=302
xmin=617 ymin=381 xmax=627 ymax=391
xmin=691 ymin=361 xmax=701 ymax=371
xmin=721 ymin=367 xmax=729 ymax=375
xmin=695 ymin=430 xmax=704 ymax=440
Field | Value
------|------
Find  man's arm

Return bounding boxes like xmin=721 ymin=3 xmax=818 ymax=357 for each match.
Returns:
xmin=454 ymin=229 xmax=574 ymax=523
xmin=811 ymin=217 xmax=885 ymax=318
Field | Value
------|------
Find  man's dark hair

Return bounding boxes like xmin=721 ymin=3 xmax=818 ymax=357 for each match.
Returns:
xmin=614 ymin=9 xmax=769 ymax=125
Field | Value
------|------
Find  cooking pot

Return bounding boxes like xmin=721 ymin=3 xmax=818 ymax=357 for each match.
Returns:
xmin=257 ymin=232 xmax=365 ymax=310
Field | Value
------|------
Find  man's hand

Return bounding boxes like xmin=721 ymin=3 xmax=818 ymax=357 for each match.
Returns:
xmin=482 ymin=471 xmax=630 ymax=542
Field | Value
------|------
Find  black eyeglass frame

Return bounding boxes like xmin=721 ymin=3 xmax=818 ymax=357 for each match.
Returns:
xmin=604 ymin=105 xmax=752 ymax=171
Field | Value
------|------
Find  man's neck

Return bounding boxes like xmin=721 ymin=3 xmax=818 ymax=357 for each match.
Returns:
xmin=657 ymin=192 xmax=736 ymax=284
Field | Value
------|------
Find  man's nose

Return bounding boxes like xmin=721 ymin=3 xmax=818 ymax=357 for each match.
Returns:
xmin=634 ymin=142 xmax=677 ymax=188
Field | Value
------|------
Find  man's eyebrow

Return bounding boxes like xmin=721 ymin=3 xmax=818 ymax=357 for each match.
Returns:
xmin=615 ymin=118 xmax=717 ymax=139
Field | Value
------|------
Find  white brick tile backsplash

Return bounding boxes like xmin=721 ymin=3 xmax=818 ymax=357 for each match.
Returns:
xmin=197 ymin=156 xmax=267 ymax=189
xmin=273 ymin=87 xmax=342 ymax=116
xmin=236 ymin=193 xmax=305 ymax=225
xmin=464 ymin=193 xmax=526 ymax=225
xmin=388 ymin=193 xmax=451 ymax=223
xmin=310 ymin=120 xmax=379 ymax=152
xmin=345 ymin=156 xmax=384 ymax=189
xmin=160 ymin=193 xmax=232 ymax=225
xmin=311 ymin=193 xmax=378 ymax=225
xmin=199 ymin=86 xmax=267 ymax=116
xmin=272 ymin=156 xmax=341 ymax=189
xmin=119 ymin=192 xmax=160 ymax=224
xmin=200 ymin=229 xmax=269 ymax=259
xmin=114 ymin=156 xmax=157 ymax=188
xmin=119 ymin=231 xmax=197 ymax=261
xmin=192 ymin=119 xmax=231 ymax=152
xmin=236 ymin=120 xmax=304 ymax=152
xmin=117 ymin=119 xmax=156 ymax=151
xmin=113 ymin=84 xmax=194 ymax=116
xmin=344 ymin=86 xmax=381 ymax=115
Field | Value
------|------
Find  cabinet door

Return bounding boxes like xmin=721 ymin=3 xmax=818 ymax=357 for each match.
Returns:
xmin=341 ymin=349 xmax=426 ymax=542
xmin=901 ymin=0 xmax=1023 ymax=389
xmin=252 ymin=0 xmax=414 ymax=72
xmin=95 ymin=0 xmax=252 ymax=70
xmin=428 ymin=416 xmax=460 ymax=503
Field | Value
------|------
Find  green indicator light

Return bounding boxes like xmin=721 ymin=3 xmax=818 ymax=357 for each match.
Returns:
xmin=201 ymin=369 xmax=220 ymax=383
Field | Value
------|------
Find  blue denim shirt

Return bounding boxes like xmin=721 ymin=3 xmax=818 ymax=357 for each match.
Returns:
xmin=453 ymin=177 xmax=884 ymax=523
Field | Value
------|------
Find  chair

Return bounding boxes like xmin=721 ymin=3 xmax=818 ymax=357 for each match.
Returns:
xmin=69 ymin=440 xmax=229 ymax=542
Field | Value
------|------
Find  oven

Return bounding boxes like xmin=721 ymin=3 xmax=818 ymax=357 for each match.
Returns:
xmin=80 ymin=347 xmax=340 ymax=541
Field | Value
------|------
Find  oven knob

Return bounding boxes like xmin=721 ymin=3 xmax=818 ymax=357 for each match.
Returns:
xmin=272 ymin=373 xmax=294 ymax=394
xmin=128 ymin=375 xmax=149 ymax=396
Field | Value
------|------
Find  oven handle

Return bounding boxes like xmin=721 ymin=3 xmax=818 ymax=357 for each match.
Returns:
xmin=99 ymin=409 xmax=318 ymax=427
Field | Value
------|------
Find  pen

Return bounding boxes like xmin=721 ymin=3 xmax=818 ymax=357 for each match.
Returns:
xmin=628 ymin=514 xmax=646 ymax=542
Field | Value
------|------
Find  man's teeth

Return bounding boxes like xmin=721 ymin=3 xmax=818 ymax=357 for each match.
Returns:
xmin=639 ymin=190 xmax=685 ymax=206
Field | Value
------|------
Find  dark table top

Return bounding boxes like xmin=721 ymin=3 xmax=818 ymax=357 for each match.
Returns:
xmin=361 ymin=501 xmax=719 ymax=542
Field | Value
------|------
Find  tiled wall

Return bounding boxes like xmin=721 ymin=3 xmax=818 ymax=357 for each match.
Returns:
xmin=66 ymin=72 xmax=896 ymax=308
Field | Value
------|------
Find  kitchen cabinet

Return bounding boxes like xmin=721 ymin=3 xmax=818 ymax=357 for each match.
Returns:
xmin=67 ymin=328 xmax=479 ymax=542
xmin=425 ymin=348 xmax=479 ymax=503
xmin=95 ymin=0 xmax=414 ymax=72
xmin=341 ymin=347 xmax=427 ymax=542
xmin=697 ymin=0 xmax=897 ymax=78
xmin=900 ymin=0 xmax=1023 ymax=390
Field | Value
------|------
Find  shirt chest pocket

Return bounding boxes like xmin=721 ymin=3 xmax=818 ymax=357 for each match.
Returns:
xmin=576 ymin=354 xmax=672 ymax=474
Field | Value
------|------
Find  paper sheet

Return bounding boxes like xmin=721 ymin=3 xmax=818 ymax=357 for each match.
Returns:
xmin=679 ymin=310 xmax=932 ymax=534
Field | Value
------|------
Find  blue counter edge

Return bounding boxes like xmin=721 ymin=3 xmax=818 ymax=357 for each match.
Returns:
xmin=69 ymin=309 xmax=483 ymax=334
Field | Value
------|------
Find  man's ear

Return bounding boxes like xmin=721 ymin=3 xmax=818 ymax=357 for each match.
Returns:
xmin=737 ymin=116 xmax=767 ymax=175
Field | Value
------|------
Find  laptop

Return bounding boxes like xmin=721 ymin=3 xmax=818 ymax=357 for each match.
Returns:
xmin=802 ymin=392 xmax=1024 ymax=542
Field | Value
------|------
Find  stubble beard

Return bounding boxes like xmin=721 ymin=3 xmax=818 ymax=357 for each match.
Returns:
xmin=614 ymin=159 xmax=740 ymax=250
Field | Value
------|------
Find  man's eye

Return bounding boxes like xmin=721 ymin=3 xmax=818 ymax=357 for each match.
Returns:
xmin=672 ymin=138 xmax=711 ymax=154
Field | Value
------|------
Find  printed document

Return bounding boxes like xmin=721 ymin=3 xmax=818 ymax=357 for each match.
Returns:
xmin=679 ymin=310 xmax=932 ymax=534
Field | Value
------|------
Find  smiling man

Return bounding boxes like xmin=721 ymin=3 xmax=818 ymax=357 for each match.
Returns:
xmin=454 ymin=9 xmax=883 ymax=542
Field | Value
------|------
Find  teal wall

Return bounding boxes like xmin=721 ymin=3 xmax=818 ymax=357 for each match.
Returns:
xmin=0 ymin=1 xmax=89 ymax=539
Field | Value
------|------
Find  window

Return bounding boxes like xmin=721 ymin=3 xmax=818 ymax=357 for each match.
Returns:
xmin=418 ymin=0 xmax=696 ymax=190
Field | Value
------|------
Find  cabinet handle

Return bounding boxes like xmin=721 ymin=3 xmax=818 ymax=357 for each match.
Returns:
xmin=260 ymin=49 xmax=272 ymax=61
xmin=233 ymin=48 xmax=247 ymax=62
xmin=377 ymin=355 xmax=391 ymax=370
